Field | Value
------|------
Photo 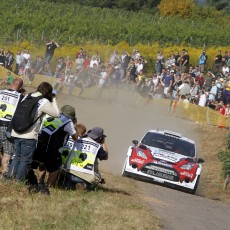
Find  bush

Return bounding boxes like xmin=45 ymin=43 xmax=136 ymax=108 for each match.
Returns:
xmin=218 ymin=132 xmax=230 ymax=178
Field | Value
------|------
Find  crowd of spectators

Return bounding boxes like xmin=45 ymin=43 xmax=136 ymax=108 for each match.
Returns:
xmin=1 ymin=44 xmax=230 ymax=116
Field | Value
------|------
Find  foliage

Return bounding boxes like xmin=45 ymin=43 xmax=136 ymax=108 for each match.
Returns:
xmin=218 ymin=132 xmax=230 ymax=178
xmin=0 ymin=0 xmax=230 ymax=47
xmin=158 ymin=0 xmax=196 ymax=17
xmin=206 ymin=0 xmax=230 ymax=13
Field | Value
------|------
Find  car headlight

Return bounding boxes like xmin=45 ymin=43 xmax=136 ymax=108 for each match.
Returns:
xmin=180 ymin=163 xmax=194 ymax=170
xmin=137 ymin=150 xmax=147 ymax=159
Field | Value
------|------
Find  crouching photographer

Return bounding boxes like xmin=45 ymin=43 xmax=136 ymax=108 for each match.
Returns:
xmin=62 ymin=127 xmax=108 ymax=190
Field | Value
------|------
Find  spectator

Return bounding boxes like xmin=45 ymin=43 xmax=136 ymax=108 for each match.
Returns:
xmin=0 ymin=71 xmax=15 ymax=86
xmin=45 ymin=40 xmax=59 ymax=64
xmin=178 ymin=78 xmax=191 ymax=97
xmin=32 ymin=105 xmax=78 ymax=187
xmin=208 ymin=81 xmax=218 ymax=102
xmin=65 ymin=127 xmax=108 ymax=187
xmin=7 ymin=82 xmax=60 ymax=182
xmin=0 ymin=78 xmax=23 ymax=178
xmin=198 ymin=89 xmax=207 ymax=107
xmin=174 ymin=51 xmax=181 ymax=68
xmin=15 ymin=50 xmax=22 ymax=74
xmin=76 ymin=54 xmax=84 ymax=70
xmin=155 ymin=51 xmax=164 ymax=74
xmin=181 ymin=50 xmax=190 ymax=73
xmin=214 ymin=50 xmax=222 ymax=74
xmin=198 ymin=50 xmax=208 ymax=73
xmin=162 ymin=69 xmax=173 ymax=97
xmin=5 ymin=51 xmax=14 ymax=71
xmin=0 ymin=48 xmax=6 ymax=67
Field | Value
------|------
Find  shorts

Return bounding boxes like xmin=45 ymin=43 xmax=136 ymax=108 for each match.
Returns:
xmin=31 ymin=140 xmax=62 ymax=173
xmin=0 ymin=126 xmax=15 ymax=156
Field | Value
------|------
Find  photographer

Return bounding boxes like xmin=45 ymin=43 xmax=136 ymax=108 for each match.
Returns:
xmin=0 ymin=78 xmax=23 ymax=178
xmin=7 ymin=82 xmax=60 ymax=182
xmin=31 ymin=105 xmax=78 ymax=187
xmin=65 ymin=127 xmax=108 ymax=188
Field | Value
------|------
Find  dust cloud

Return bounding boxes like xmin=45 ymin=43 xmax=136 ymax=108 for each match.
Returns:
xmin=58 ymin=89 xmax=199 ymax=175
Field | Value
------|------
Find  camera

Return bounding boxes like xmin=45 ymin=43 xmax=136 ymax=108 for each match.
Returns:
xmin=98 ymin=136 xmax=105 ymax=144
xmin=0 ymin=104 xmax=7 ymax=112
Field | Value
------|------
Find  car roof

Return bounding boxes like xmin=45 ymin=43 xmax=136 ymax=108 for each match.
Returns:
xmin=146 ymin=129 xmax=195 ymax=145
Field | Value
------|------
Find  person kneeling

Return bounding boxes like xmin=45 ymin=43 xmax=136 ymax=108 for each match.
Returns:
xmin=64 ymin=127 xmax=108 ymax=189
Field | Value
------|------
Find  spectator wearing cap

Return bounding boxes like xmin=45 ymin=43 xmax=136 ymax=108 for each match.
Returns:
xmin=31 ymin=105 xmax=78 ymax=187
xmin=65 ymin=127 xmax=108 ymax=187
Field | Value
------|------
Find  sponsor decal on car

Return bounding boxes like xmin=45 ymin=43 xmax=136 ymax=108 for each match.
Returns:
xmin=152 ymin=160 xmax=173 ymax=168
xmin=147 ymin=169 xmax=175 ymax=181
xmin=145 ymin=165 xmax=177 ymax=176
xmin=180 ymin=171 xmax=194 ymax=178
xmin=131 ymin=158 xmax=144 ymax=164
xmin=153 ymin=150 xmax=179 ymax=162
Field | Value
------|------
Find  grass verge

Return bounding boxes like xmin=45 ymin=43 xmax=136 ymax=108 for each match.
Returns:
xmin=195 ymin=125 xmax=230 ymax=203
xmin=0 ymin=172 xmax=160 ymax=230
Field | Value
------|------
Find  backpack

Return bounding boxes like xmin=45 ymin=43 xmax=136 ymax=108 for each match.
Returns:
xmin=11 ymin=93 xmax=43 ymax=133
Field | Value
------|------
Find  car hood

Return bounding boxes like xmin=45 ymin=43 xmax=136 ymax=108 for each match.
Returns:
xmin=150 ymin=147 xmax=185 ymax=163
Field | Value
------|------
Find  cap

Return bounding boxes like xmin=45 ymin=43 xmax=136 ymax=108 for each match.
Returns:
xmin=61 ymin=105 xmax=76 ymax=121
xmin=87 ymin=127 xmax=106 ymax=140
xmin=219 ymin=78 xmax=224 ymax=82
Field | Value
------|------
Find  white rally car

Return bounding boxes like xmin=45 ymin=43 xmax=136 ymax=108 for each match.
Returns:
xmin=122 ymin=130 xmax=204 ymax=194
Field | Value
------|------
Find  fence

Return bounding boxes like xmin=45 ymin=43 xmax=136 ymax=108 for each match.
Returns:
xmin=169 ymin=100 xmax=230 ymax=129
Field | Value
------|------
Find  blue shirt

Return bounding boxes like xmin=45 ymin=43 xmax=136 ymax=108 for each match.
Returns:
xmin=163 ymin=74 xmax=173 ymax=87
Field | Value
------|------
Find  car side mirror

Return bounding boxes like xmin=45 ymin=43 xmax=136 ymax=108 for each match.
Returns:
xmin=197 ymin=158 xmax=205 ymax=164
xmin=132 ymin=140 xmax=138 ymax=146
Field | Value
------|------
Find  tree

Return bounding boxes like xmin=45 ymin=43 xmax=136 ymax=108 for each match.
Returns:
xmin=158 ymin=0 xmax=197 ymax=17
xmin=206 ymin=0 xmax=230 ymax=13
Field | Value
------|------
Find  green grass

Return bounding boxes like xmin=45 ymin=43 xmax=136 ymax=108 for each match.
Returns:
xmin=0 ymin=173 xmax=160 ymax=230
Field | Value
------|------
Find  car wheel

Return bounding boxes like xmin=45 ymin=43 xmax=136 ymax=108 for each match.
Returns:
xmin=186 ymin=175 xmax=200 ymax=194
xmin=122 ymin=159 xmax=129 ymax=177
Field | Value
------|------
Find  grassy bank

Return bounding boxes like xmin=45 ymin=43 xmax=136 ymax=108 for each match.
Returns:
xmin=0 ymin=172 xmax=160 ymax=230
xmin=196 ymin=125 xmax=230 ymax=203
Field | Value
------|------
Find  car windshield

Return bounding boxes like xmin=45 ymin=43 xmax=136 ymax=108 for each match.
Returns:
xmin=141 ymin=132 xmax=195 ymax=157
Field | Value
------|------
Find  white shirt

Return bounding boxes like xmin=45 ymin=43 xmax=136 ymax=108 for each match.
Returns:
xmin=198 ymin=94 xmax=207 ymax=107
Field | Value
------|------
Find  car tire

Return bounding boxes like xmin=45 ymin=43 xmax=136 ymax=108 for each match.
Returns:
xmin=186 ymin=175 xmax=200 ymax=195
xmin=122 ymin=159 xmax=129 ymax=177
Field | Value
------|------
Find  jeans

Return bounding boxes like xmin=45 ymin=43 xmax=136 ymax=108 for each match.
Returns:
xmin=7 ymin=138 xmax=37 ymax=181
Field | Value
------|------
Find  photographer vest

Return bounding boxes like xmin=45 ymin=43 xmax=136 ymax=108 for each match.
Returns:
xmin=66 ymin=137 xmax=100 ymax=175
xmin=40 ymin=114 xmax=72 ymax=151
xmin=59 ymin=136 xmax=75 ymax=164
xmin=0 ymin=89 xmax=21 ymax=122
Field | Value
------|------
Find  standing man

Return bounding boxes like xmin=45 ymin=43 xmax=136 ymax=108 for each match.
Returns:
xmin=214 ymin=50 xmax=222 ymax=74
xmin=7 ymin=82 xmax=60 ymax=182
xmin=198 ymin=50 xmax=208 ymax=73
xmin=162 ymin=69 xmax=173 ymax=98
xmin=181 ymin=50 xmax=190 ymax=73
xmin=45 ymin=40 xmax=59 ymax=65
xmin=32 ymin=105 xmax=78 ymax=187
xmin=0 ymin=78 xmax=23 ymax=178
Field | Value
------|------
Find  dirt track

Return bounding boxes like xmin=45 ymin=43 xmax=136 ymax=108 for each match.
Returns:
xmin=58 ymin=89 xmax=230 ymax=230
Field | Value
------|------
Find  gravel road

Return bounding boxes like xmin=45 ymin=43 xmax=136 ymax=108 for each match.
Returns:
xmin=58 ymin=90 xmax=230 ymax=230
